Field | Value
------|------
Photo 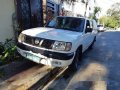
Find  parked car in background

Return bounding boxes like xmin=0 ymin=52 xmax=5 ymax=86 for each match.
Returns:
xmin=117 ymin=27 xmax=120 ymax=30
xmin=17 ymin=16 xmax=98 ymax=70
xmin=97 ymin=24 xmax=104 ymax=32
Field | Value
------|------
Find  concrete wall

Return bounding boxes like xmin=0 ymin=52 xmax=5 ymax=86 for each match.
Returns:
xmin=0 ymin=0 xmax=15 ymax=42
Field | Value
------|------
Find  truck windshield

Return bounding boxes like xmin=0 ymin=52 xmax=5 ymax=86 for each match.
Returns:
xmin=46 ymin=17 xmax=85 ymax=32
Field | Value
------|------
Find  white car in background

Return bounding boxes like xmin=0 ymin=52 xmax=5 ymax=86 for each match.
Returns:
xmin=97 ymin=24 xmax=104 ymax=32
xmin=17 ymin=16 xmax=98 ymax=70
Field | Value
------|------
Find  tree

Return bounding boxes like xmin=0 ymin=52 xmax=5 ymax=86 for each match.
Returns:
xmin=81 ymin=0 xmax=96 ymax=16
xmin=99 ymin=16 xmax=118 ymax=28
xmin=107 ymin=2 xmax=120 ymax=27
xmin=90 ymin=6 xmax=101 ymax=21
xmin=93 ymin=7 xmax=101 ymax=17
xmin=107 ymin=3 xmax=120 ymax=16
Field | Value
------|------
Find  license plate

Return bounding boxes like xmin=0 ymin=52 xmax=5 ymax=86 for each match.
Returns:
xmin=24 ymin=52 xmax=40 ymax=63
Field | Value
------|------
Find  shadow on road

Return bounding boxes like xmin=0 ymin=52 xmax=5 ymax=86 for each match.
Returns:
xmin=0 ymin=59 xmax=38 ymax=82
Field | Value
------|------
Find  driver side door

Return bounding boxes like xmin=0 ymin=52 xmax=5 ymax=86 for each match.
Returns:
xmin=83 ymin=20 xmax=93 ymax=50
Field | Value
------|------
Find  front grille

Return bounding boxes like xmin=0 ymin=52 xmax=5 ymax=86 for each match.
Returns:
xmin=41 ymin=39 xmax=53 ymax=49
xmin=24 ymin=35 xmax=54 ymax=49
xmin=25 ymin=35 xmax=33 ymax=44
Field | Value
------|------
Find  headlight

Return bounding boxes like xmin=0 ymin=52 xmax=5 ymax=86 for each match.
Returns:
xmin=18 ymin=33 xmax=25 ymax=43
xmin=52 ymin=41 xmax=72 ymax=51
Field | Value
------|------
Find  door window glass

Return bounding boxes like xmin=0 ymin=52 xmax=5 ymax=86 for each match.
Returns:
xmin=85 ymin=20 xmax=92 ymax=33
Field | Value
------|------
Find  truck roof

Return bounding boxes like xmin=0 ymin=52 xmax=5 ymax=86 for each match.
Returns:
xmin=56 ymin=16 xmax=92 ymax=21
xmin=57 ymin=16 xmax=86 ymax=19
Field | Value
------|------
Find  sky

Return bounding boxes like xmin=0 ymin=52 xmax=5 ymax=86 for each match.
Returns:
xmin=96 ymin=0 xmax=120 ymax=16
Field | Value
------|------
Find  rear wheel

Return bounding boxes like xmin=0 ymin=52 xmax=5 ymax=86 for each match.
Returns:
xmin=69 ymin=47 xmax=82 ymax=71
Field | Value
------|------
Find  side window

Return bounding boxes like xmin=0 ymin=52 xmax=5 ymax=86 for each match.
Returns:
xmin=85 ymin=20 xmax=92 ymax=33
xmin=86 ymin=20 xmax=90 ymax=28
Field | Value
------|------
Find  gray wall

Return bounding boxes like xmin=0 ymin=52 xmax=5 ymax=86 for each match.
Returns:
xmin=0 ymin=0 xmax=15 ymax=42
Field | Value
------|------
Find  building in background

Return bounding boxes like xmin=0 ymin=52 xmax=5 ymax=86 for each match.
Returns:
xmin=58 ymin=0 xmax=95 ymax=17
xmin=46 ymin=0 xmax=60 ymax=22
xmin=59 ymin=1 xmax=73 ymax=16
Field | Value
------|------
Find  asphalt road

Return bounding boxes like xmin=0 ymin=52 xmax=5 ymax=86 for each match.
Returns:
xmin=47 ymin=30 xmax=120 ymax=90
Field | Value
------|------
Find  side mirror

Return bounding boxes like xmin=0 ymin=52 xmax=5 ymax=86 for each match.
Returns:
xmin=85 ymin=27 xmax=92 ymax=33
xmin=88 ymin=28 xmax=92 ymax=32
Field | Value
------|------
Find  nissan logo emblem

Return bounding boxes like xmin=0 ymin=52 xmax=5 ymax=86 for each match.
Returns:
xmin=35 ymin=39 xmax=40 ymax=45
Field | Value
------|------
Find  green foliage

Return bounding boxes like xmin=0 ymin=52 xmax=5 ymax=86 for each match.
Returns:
xmin=0 ymin=43 xmax=4 ymax=55
xmin=0 ymin=39 xmax=17 ymax=64
xmin=107 ymin=3 xmax=120 ymax=16
xmin=107 ymin=17 xmax=118 ymax=28
xmin=90 ymin=6 xmax=101 ymax=21
xmin=99 ymin=16 xmax=118 ymax=28
xmin=107 ymin=2 xmax=120 ymax=27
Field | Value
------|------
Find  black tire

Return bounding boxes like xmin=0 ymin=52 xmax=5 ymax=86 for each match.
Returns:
xmin=88 ymin=37 xmax=96 ymax=49
xmin=69 ymin=47 xmax=82 ymax=71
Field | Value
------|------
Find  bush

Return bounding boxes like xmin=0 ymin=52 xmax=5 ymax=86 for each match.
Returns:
xmin=0 ymin=42 xmax=4 ymax=55
xmin=0 ymin=39 xmax=18 ymax=65
xmin=99 ymin=16 xmax=119 ymax=28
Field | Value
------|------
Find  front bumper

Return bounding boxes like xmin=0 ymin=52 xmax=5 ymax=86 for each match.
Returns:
xmin=17 ymin=43 xmax=74 ymax=67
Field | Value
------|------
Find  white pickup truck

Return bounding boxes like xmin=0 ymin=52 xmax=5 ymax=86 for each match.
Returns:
xmin=17 ymin=16 xmax=98 ymax=70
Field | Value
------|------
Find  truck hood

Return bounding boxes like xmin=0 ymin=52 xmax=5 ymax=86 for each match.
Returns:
xmin=22 ymin=27 xmax=83 ymax=42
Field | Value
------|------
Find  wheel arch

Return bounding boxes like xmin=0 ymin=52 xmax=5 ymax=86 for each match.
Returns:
xmin=77 ymin=45 xmax=83 ymax=53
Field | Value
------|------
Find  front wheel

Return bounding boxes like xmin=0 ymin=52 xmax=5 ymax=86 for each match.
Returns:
xmin=69 ymin=48 xmax=82 ymax=71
